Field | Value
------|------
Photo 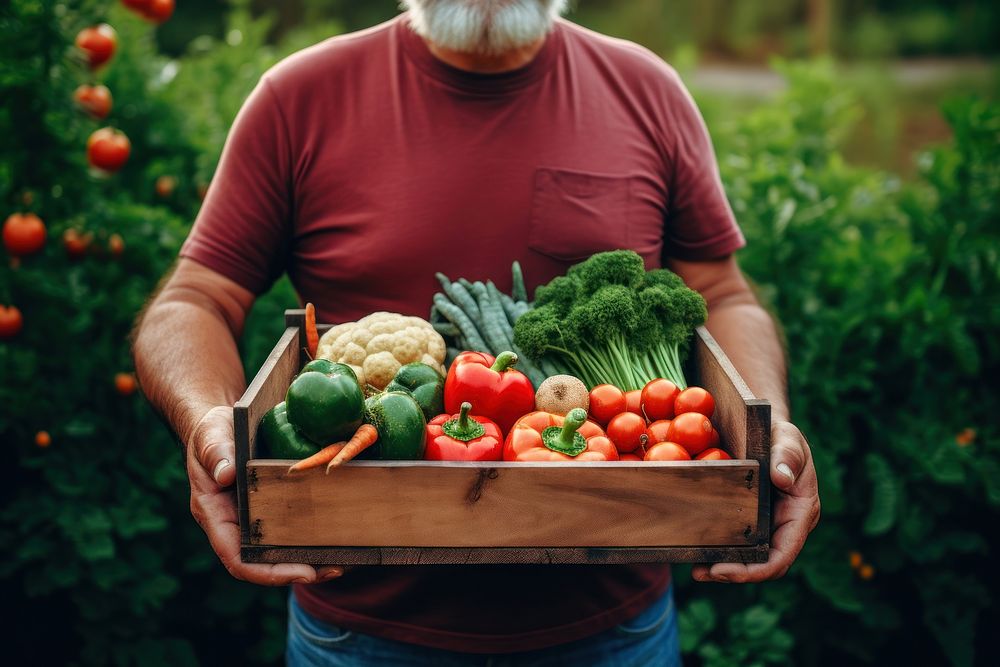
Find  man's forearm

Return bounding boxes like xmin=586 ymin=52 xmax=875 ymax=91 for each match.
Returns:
xmin=705 ymin=301 xmax=790 ymax=423
xmin=133 ymin=294 xmax=247 ymax=446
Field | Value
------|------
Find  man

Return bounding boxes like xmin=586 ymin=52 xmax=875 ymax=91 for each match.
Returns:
xmin=133 ymin=1 xmax=820 ymax=664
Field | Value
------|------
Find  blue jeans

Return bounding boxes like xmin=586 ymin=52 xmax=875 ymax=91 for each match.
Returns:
xmin=286 ymin=584 xmax=680 ymax=666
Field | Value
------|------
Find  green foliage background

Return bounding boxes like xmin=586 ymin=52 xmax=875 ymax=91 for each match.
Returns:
xmin=1 ymin=1 xmax=997 ymax=665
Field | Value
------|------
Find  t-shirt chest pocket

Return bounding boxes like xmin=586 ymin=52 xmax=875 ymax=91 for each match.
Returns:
xmin=529 ymin=167 xmax=634 ymax=262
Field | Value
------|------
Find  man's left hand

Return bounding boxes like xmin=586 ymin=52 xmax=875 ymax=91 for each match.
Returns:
xmin=692 ymin=420 xmax=820 ymax=583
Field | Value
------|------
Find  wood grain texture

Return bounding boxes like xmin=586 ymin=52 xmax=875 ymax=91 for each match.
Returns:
xmin=233 ymin=327 xmax=300 ymax=544
xmin=242 ymin=544 xmax=771 ymax=565
xmin=247 ymin=460 xmax=760 ymax=548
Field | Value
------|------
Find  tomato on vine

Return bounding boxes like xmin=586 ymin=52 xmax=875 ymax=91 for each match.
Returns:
xmin=3 ymin=213 xmax=46 ymax=257
xmin=73 ymin=84 xmax=113 ymax=119
xmin=0 ymin=305 xmax=24 ymax=340
xmin=87 ymin=128 xmax=131 ymax=172
xmin=75 ymin=24 xmax=117 ymax=69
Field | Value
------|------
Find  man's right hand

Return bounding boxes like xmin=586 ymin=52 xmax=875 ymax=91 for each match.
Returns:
xmin=187 ymin=405 xmax=344 ymax=585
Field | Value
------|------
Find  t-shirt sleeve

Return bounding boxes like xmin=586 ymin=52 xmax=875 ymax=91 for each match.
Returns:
xmin=179 ymin=77 xmax=292 ymax=294
xmin=661 ymin=70 xmax=745 ymax=261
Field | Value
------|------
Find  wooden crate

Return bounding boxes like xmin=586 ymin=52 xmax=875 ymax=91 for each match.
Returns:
xmin=235 ymin=309 xmax=770 ymax=565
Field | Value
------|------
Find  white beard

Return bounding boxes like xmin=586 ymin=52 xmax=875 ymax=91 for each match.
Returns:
xmin=401 ymin=0 xmax=569 ymax=55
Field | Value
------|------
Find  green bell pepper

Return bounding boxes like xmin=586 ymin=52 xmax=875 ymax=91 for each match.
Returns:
xmin=257 ymin=401 xmax=320 ymax=459
xmin=363 ymin=391 xmax=427 ymax=460
xmin=384 ymin=362 xmax=445 ymax=422
xmin=285 ymin=360 xmax=365 ymax=445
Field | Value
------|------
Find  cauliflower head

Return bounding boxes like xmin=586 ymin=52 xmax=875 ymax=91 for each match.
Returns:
xmin=315 ymin=312 xmax=446 ymax=390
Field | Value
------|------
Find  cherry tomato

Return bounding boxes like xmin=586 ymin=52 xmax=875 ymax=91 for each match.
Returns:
xmin=695 ymin=448 xmax=731 ymax=460
xmin=606 ymin=412 xmax=647 ymax=454
xmin=108 ymin=233 xmax=125 ymax=257
xmin=625 ymin=389 xmax=643 ymax=417
xmin=35 ymin=431 xmax=51 ymax=448
xmin=666 ymin=412 xmax=715 ymax=457
xmin=121 ymin=0 xmax=151 ymax=12
xmin=0 ymin=305 xmax=23 ymax=340
xmin=73 ymin=84 xmax=112 ymax=119
xmin=63 ymin=229 xmax=93 ymax=259
xmin=87 ymin=128 xmax=131 ymax=172
xmin=640 ymin=378 xmax=678 ymax=421
xmin=644 ymin=442 xmax=691 ymax=461
xmin=619 ymin=453 xmax=643 ymax=462
xmin=75 ymin=24 xmax=117 ymax=69
xmin=142 ymin=0 xmax=175 ymax=23
xmin=588 ymin=384 xmax=626 ymax=425
xmin=155 ymin=175 xmax=176 ymax=198
xmin=2 ymin=213 xmax=46 ymax=257
xmin=115 ymin=372 xmax=137 ymax=396
xmin=645 ymin=419 xmax=672 ymax=445
xmin=675 ymin=386 xmax=715 ymax=418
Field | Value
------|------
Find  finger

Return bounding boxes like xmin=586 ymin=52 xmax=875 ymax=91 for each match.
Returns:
xmin=770 ymin=421 xmax=810 ymax=493
xmin=191 ymin=406 xmax=237 ymax=487
xmin=317 ymin=566 xmax=346 ymax=581
xmin=699 ymin=493 xmax=818 ymax=583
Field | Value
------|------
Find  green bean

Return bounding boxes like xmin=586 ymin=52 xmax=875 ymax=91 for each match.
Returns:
xmin=433 ymin=294 xmax=489 ymax=352
xmin=432 ymin=322 xmax=460 ymax=337
xmin=511 ymin=261 xmax=528 ymax=302
xmin=435 ymin=273 xmax=480 ymax=323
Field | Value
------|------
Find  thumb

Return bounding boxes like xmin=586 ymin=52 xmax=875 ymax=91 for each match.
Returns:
xmin=770 ymin=421 xmax=808 ymax=492
xmin=191 ymin=406 xmax=237 ymax=487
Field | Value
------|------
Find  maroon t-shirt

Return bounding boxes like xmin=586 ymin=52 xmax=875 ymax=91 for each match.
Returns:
xmin=182 ymin=14 xmax=744 ymax=654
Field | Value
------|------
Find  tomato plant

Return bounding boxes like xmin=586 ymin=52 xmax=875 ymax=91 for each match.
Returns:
xmin=666 ymin=412 xmax=715 ymax=456
xmin=606 ymin=411 xmax=647 ymax=453
xmin=63 ymin=229 xmax=93 ymax=259
xmin=74 ymin=24 xmax=116 ymax=69
xmin=644 ymin=442 xmax=691 ymax=461
xmin=675 ymin=386 xmax=715 ymax=418
xmin=87 ymin=127 xmax=131 ymax=172
xmin=142 ymin=0 xmax=175 ymax=23
xmin=640 ymin=378 xmax=678 ymax=421
xmin=588 ymin=384 xmax=626 ymax=425
xmin=2 ymin=212 xmax=46 ymax=256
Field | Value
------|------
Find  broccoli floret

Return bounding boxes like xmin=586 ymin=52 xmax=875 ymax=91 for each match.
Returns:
xmin=636 ymin=284 xmax=707 ymax=349
xmin=567 ymin=285 xmax=641 ymax=341
xmin=566 ymin=249 xmax=646 ymax=293
xmin=513 ymin=305 xmax=576 ymax=361
xmin=533 ymin=275 xmax=581 ymax=316
xmin=642 ymin=268 xmax=687 ymax=291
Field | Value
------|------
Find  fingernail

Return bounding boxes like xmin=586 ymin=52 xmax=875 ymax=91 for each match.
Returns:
xmin=292 ymin=577 xmax=310 ymax=584
xmin=776 ymin=462 xmax=794 ymax=481
xmin=322 ymin=569 xmax=344 ymax=581
xmin=714 ymin=574 xmax=729 ymax=583
xmin=213 ymin=459 xmax=231 ymax=482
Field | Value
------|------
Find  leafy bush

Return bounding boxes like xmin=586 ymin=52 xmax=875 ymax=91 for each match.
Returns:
xmin=674 ymin=61 xmax=999 ymax=667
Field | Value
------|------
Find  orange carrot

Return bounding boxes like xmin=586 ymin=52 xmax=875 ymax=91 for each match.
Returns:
xmin=304 ymin=302 xmax=319 ymax=359
xmin=287 ymin=441 xmax=346 ymax=474
xmin=326 ymin=424 xmax=379 ymax=473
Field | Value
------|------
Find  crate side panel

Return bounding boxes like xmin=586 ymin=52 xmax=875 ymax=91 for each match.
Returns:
xmin=694 ymin=327 xmax=751 ymax=460
xmin=248 ymin=460 xmax=760 ymax=548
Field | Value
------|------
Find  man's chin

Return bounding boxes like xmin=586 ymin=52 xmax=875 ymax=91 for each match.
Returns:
xmin=403 ymin=0 xmax=567 ymax=56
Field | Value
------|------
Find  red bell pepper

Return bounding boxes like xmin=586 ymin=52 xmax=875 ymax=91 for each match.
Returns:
xmin=503 ymin=408 xmax=619 ymax=462
xmin=424 ymin=402 xmax=503 ymax=461
xmin=444 ymin=350 xmax=535 ymax=436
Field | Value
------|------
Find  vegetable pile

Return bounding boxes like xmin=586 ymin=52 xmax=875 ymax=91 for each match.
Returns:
xmin=513 ymin=250 xmax=707 ymax=391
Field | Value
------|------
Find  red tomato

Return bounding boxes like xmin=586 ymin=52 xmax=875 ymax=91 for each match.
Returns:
xmin=142 ymin=0 xmax=175 ymax=23
xmin=588 ymin=384 xmax=626 ymax=425
xmin=75 ymin=24 xmax=117 ymax=69
xmin=640 ymin=378 xmax=678 ymax=421
xmin=675 ymin=386 xmax=715 ymax=418
xmin=0 ymin=305 xmax=23 ymax=340
xmin=63 ymin=229 xmax=93 ymax=259
xmin=73 ymin=84 xmax=113 ymax=119
xmin=695 ymin=448 xmax=732 ymax=460
xmin=155 ymin=175 xmax=176 ymax=198
xmin=667 ymin=412 xmax=715 ymax=457
xmin=87 ymin=128 xmax=131 ymax=172
xmin=625 ymin=389 xmax=643 ymax=417
xmin=619 ymin=453 xmax=643 ymax=462
xmin=644 ymin=442 xmax=691 ymax=461
xmin=606 ymin=412 xmax=647 ymax=454
xmin=645 ymin=419 xmax=672 ymax=445
xmin=2 ymin=213 xmax=46 ymax=257
xmin=108 ymin=233 xmax=125 ymax=257
xmin=115 ymin=372 xmax=137 ymax=396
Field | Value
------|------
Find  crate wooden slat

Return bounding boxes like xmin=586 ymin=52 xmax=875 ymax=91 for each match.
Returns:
xmin=235 ymin=310 xmax=771 ymax=565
